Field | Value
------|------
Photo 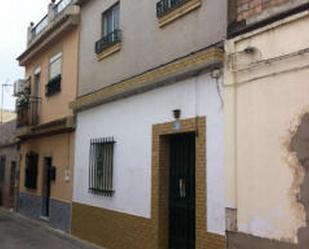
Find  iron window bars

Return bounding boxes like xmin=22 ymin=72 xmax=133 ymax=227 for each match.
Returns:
xmin=25 ymin=152 xmax=38 ymax=189
xmin=89 ymin=137 xmax=115 ymax=196
xmin=156 ymin=0 xmax=189 ymax=17
xmin=45 ymin=74 xmax=61 ymax=97
xmin=95 ymin=29 xmax=121 ymax=55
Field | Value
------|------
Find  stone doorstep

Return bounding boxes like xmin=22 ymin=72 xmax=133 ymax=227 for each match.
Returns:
xmin=0 ymin=208 xmax=105 ymax=249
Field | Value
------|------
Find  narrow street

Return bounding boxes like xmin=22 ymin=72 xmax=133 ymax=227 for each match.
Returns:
xmin=0 ymin=209 xmax=102 ymax=249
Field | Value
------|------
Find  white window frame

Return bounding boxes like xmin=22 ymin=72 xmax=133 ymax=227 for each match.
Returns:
xmin=48 ymin=52 xmax=62 ymax=80
xmin=102 ymin=3 xmax=120 ymax=37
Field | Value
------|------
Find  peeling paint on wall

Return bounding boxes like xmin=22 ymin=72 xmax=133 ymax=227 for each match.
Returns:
xmin=227 ymin=110 xmax=309 ymax=249
xmin=284 ymin=111 xmax=307 ymax=242
xmin=289 ymin=112 xmax=309 ymax=247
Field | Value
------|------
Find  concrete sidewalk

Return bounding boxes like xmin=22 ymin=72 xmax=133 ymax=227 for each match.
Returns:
xmin=0 ymin=209 xmax=104 ymax=249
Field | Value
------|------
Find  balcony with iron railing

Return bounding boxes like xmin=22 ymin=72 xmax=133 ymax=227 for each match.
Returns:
xmin=95 ymin=29 xmax=122 ymax=55
xmin=156 ymin=0 xmax=189 ymax=17
xmin=28 ymin=0 xmax=74 ymax=44
xmin=15 ymin=90 xmax=76 ymax=139
xmin=156 ymin=0 xmax=201 ymax=27
xmin=45 ymin=74 xmax=62 ymax=97
xmin=95 ymin=29 xmax=122 ymax=61
xmin=17 ymin=0 xmax=80 ymax=67
xmin=16 ymin=97 xmax=40 ymax=129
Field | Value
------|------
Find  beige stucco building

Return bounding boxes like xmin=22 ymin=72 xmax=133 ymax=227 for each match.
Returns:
xmin=225 ymin=1 xmax=309 ymax=248
xmin=15 ymin=0 xmax=80 ymax=232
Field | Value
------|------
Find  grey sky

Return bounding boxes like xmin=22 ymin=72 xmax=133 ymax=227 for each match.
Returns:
xmin=0 ymin=0 xmax=50 ymax=110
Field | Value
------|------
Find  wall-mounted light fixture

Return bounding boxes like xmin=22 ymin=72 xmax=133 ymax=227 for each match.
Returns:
xmin=173 ymin=109 xmax=181 ymax=119
xmin=173 ymin=109 xmax=181 ymax=131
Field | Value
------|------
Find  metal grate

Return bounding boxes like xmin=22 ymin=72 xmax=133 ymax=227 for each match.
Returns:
xmin=31 ymin=15 xmax=49 ymax=38
xmin=54 ymin=0 xmax=73 ymax=16
xmin=89 ymin=137 xmax=115 ymax=196
xmin=16 ymin=96 xmax=40 ymax=128
xmin=45 ymin=74 xmax=61 ymax=97
xmin=156 ymin=0 xmax=188 ymax=17
xmin=95 ymin=29 xmax=121 ymax=55
xmin=25 ymin=152 xmax=38 ymax=189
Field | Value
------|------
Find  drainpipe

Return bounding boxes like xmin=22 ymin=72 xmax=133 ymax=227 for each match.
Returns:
xmin=224 ymin=40 xmax=238 ymax=232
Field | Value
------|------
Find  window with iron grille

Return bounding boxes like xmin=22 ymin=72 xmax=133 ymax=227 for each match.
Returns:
xmin=95 ymin=3 xmax=121 ymax=55
xmin=156 ymin=0 xmax=189 ymax=17
xmin=24 ymin=152 xmax=38 ymax=189
xmin=46 ymin=52 xmax=62 ymax=96
xmin=89 ymin=137 xmax=115 ymax=196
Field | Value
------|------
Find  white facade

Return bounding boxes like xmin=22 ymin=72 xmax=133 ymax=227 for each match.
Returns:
xmin=224 ymin=12 xmax=309 ymax=243
xmin=73 ymin=71 xmax=225 ymax=235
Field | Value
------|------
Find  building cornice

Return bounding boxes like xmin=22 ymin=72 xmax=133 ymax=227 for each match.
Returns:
xmin=16 ymin=116 xmax=76 ymax=140
xmin=0 ymin=141 xmax=17 ymax=149
xmin=228 ymin=2 xmax=309 ymax=38
xmin=17 ymin=6 xmax=80 ymax=66
xmin=70 ymin=46 xmax=224 ymax=112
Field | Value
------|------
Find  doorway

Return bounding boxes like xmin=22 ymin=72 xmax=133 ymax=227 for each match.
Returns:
xmin=42 ymin=157 xmax=52 ymax=218
xmin=0 ymin=156 xmax=6 ymax=206
xmin=169 ymin=133 xmax=196 ymax=249
xmin=8 ymin=161 xmax=16 ymax=208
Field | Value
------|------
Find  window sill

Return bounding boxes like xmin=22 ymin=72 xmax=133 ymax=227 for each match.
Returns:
xmin=45 ymin=91 xmax=61 ymax=97
xmin=158 ymin=0 xmax=202 ymax=28
xmin=89 ymin=188 xmax=115 ymax=197
xmin=96 ymin=42 xmax=121 ymax=61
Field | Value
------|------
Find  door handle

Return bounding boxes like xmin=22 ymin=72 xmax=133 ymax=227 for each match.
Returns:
xmin=179 ymin=178 xmax=186 ymax=198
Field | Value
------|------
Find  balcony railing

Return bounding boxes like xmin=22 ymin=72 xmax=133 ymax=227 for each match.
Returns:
xmin=31 ymin=15 xmax=49 ymax=37
xmin=45 ymin=74 xmax=61 ymax=97
xmin=95 ymin=29 xmax=121 ymax=55
xmin=16 ymin=97 xmax=40 ymax=128
xmin=30 ymin=0 xmax=73 ymax=42
xmin=156 ymin=0 xmax=189 ymax=17
xmin=54 ymin=0 xmax=73 ymax=16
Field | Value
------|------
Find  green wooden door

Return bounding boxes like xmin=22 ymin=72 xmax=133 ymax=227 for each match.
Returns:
xmin=169 ymin=133 xmax=196 ymax=249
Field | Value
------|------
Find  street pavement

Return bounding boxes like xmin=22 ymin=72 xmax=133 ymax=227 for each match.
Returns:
xmin=0 ymin=209 xmax=103 ymax=249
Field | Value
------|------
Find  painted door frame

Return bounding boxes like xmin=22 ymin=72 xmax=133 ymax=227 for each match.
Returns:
xmin=151 ymin=116 xmax=224 ymax=249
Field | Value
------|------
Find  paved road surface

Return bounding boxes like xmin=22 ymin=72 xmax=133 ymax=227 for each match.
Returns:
xmin=0 ymin=209 xmax=103 ymax=249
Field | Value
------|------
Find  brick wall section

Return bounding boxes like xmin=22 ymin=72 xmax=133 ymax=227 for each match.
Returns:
xmin=236 ymin=0 xmax=291 ymax=21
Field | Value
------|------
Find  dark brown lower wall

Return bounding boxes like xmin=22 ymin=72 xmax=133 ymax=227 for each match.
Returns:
xmin=72 ymin=203 xmax=156 ymax=249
